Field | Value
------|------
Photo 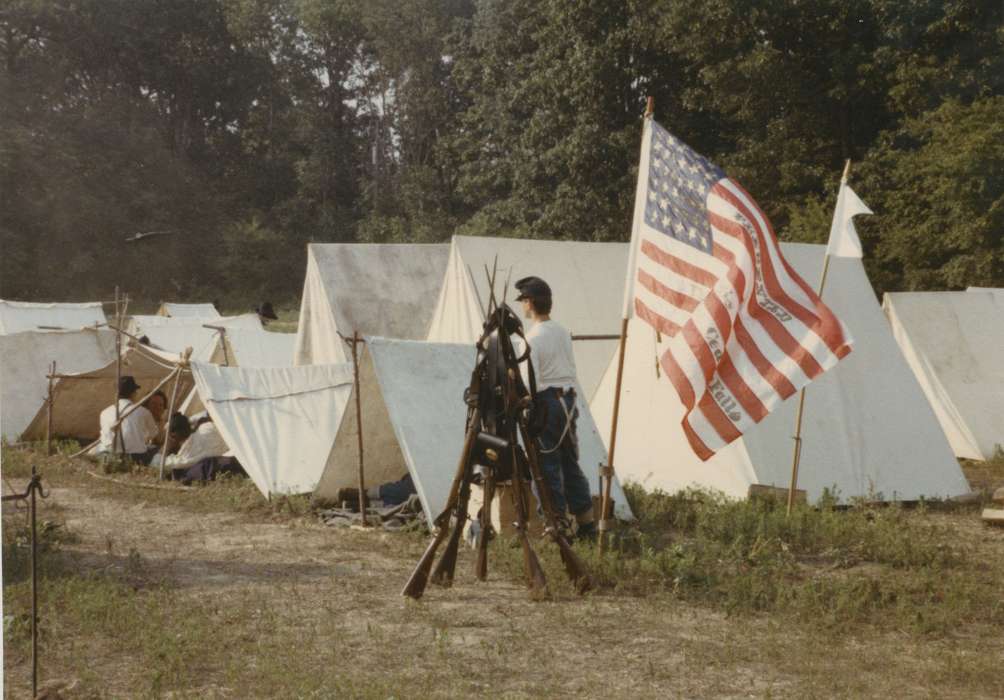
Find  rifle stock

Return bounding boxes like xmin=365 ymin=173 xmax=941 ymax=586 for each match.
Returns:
xmin=474 ymin=471 xmax=494 ymax=581
xmin=402 ymin=409 xmax=481 ymax=599
xmin=402 ymin=526 xmax=449 ymax=599
xmin=519 ymin=531 xmax=548 ymax=599
xmin=432 ymin=468 xmax=475 ymax=588
xmin=517 ymin=421 xmax=593 ymax=594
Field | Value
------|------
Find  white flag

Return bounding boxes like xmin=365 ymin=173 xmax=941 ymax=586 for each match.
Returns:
xmin=825 ymin=183 xmax=872 ymax=258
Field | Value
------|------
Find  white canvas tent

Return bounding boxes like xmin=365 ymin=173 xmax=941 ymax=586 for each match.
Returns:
xmin=314 ymin=337 xmax=633 ymax=525
xmin=141 ymin=325 xmax=228 ymax=363
xmin=883 ymin=290 xmax=1004 ymax=461
xmin=127 ymin=313 xmax=262 ymax=337
xmin=157 ymin=302 xmax=221 ymax=318
xmin=293 ymin=243 xmax=450 ymax=366
xmin=1 ymin=329 xmax=118 ymax=441
xmin=426 ymin=236 xmax=629 ymax=399
xmin=222 ymin=329 xmax=296 ymax=368
xmin=191 ymin=362 xmax=354 ymax=498
xmin=21 ymin=343 xmax=195 ymax=442
xmin=592 ymin=243 xmax=970 ymax=503
xmin=0 ymin=300 xmax=107 ymax=335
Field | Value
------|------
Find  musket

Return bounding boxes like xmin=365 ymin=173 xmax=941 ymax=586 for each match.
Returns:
xmin=431 ymin=441 xmax=476 ymax=587
xmin=498 ymin=329 xmax=592 ymax=594
xmin=505 ymin=367 xmax=548 ymax=598
xmin=402 ymin=408 xmax=482 ymax=599
xmin=518 ymin=418 xmax=592 ymax=594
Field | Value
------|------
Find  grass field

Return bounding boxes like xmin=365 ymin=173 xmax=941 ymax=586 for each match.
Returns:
xmin=3 ymin=446 xmax=1004 ymax=698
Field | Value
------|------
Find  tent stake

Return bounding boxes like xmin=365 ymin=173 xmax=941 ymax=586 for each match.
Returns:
xmin=352 ymin=331 xmax=368 ymax=526
xmin=786 ymin=160 xmax=850 ymax=515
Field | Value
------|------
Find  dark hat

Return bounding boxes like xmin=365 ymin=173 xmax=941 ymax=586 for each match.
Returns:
xmin=118 ymin=375 xmax=141 ymax=398
xmin=256 ymin=301 xmax=278 ymax=320
xmin=514 ymin=276 xmax=552 ymax=301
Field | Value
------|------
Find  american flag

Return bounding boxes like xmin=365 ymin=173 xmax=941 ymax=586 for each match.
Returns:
xmin=622 ymin=118 xmax=853 ymax=460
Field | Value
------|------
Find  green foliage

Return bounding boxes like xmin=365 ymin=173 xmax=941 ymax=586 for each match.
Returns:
xmin=0 ymin=0 xmax=1001 ymax=303
xmin=567 ymin=485 xmax=1000 ymax=633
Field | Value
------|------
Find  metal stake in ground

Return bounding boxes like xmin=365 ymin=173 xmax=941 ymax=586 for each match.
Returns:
xmin=3 ymin=466 xmax=48 ymax=697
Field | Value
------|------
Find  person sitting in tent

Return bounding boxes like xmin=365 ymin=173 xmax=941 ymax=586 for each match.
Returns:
xmin=515 ymin=276 xmax=596 ymax=541
xmin=97 ymin=376 xmax=160 ymax=464
xmin=152 ymin=412 xmax=242 ymax=484
xmin=334 ymin=473 xmax=416 ymax=511
xmin=142 ymin=390 xmax=168 ymax=445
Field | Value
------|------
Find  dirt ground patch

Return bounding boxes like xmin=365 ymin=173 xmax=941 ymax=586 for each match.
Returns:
xmin=3 ymin=459 xmax=1002 ymax=698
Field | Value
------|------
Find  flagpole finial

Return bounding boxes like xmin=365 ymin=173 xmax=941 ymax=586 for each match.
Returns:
xmin=645 ymin=96 xmax=654 ymax=118
xmin=841 ymin=159 xmax=852 ymax=184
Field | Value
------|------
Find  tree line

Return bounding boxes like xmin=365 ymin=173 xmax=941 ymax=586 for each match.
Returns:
xmin=1 ymin=0 xmax=1001 ymax=306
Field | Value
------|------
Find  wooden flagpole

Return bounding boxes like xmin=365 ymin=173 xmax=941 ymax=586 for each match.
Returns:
xmin=598 ymin=95 xmax=655 ymax=554
xmin=786 ymin=159 xmax=851 ymax=515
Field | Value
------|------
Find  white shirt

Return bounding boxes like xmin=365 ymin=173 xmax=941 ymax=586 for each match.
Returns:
xmin=98 ymin=400 xmax=158 ymax=454
xmin=150 ymin=422 xmax=230 ymax=469
xmin=525 ymin=319 xmax=578 ymax=391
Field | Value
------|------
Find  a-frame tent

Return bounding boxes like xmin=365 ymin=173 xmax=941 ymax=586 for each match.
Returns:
xmin=191 ymin=362 xmax=354 ymax=498
xmin=1 ymin=329 xmax=117 ymax=441
xmin=591 ymin=243 xmax=970 ymax=503
xmin=126 ymin=313 xmax=262 ymax=338
xmin=883 ymin=290 xmax=1004 ymax=461
xmin=222 ymin=329 xmax=296 ymax=368
xmin=157 ymin=302 xmax=221 ymax=318
xmin=0 ymin=300 xmax=107 ymax=335
xmin=313 ymin=337 xmax=633 ymax=526
xmin=426 ymin=236 xmax=629 ymax=400
xmin=293 ymin=243 xmax=450 ymax=366
xmin=21 ymin=343 xmax=196 ymax=442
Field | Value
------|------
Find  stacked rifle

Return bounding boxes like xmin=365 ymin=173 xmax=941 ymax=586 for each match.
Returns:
xmin=402 ymin=274 xmax=591 ymax=600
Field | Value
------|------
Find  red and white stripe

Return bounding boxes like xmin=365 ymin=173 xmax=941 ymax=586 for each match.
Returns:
xmin=624 ymin=121 xmax=853 ymax=460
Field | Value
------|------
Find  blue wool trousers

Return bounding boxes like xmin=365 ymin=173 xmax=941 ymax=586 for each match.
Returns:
xmin=535 ymin=388 xmax=592 ymax=518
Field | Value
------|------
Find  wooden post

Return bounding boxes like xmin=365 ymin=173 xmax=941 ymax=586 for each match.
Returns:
xmin=351 ymin=331 xmax=367 ymax=526
xmin=113 ymin=286 xmax=124 ymax=455
xmin=599 ymin=95 xmax=655 ymax=554
xmin=157 ymin=349 xmax=190 ymax=481
xmin=786 ymin=159 xmax=851 ymax=515
xmin=45 ymin=362 xmax=55 ymax=456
